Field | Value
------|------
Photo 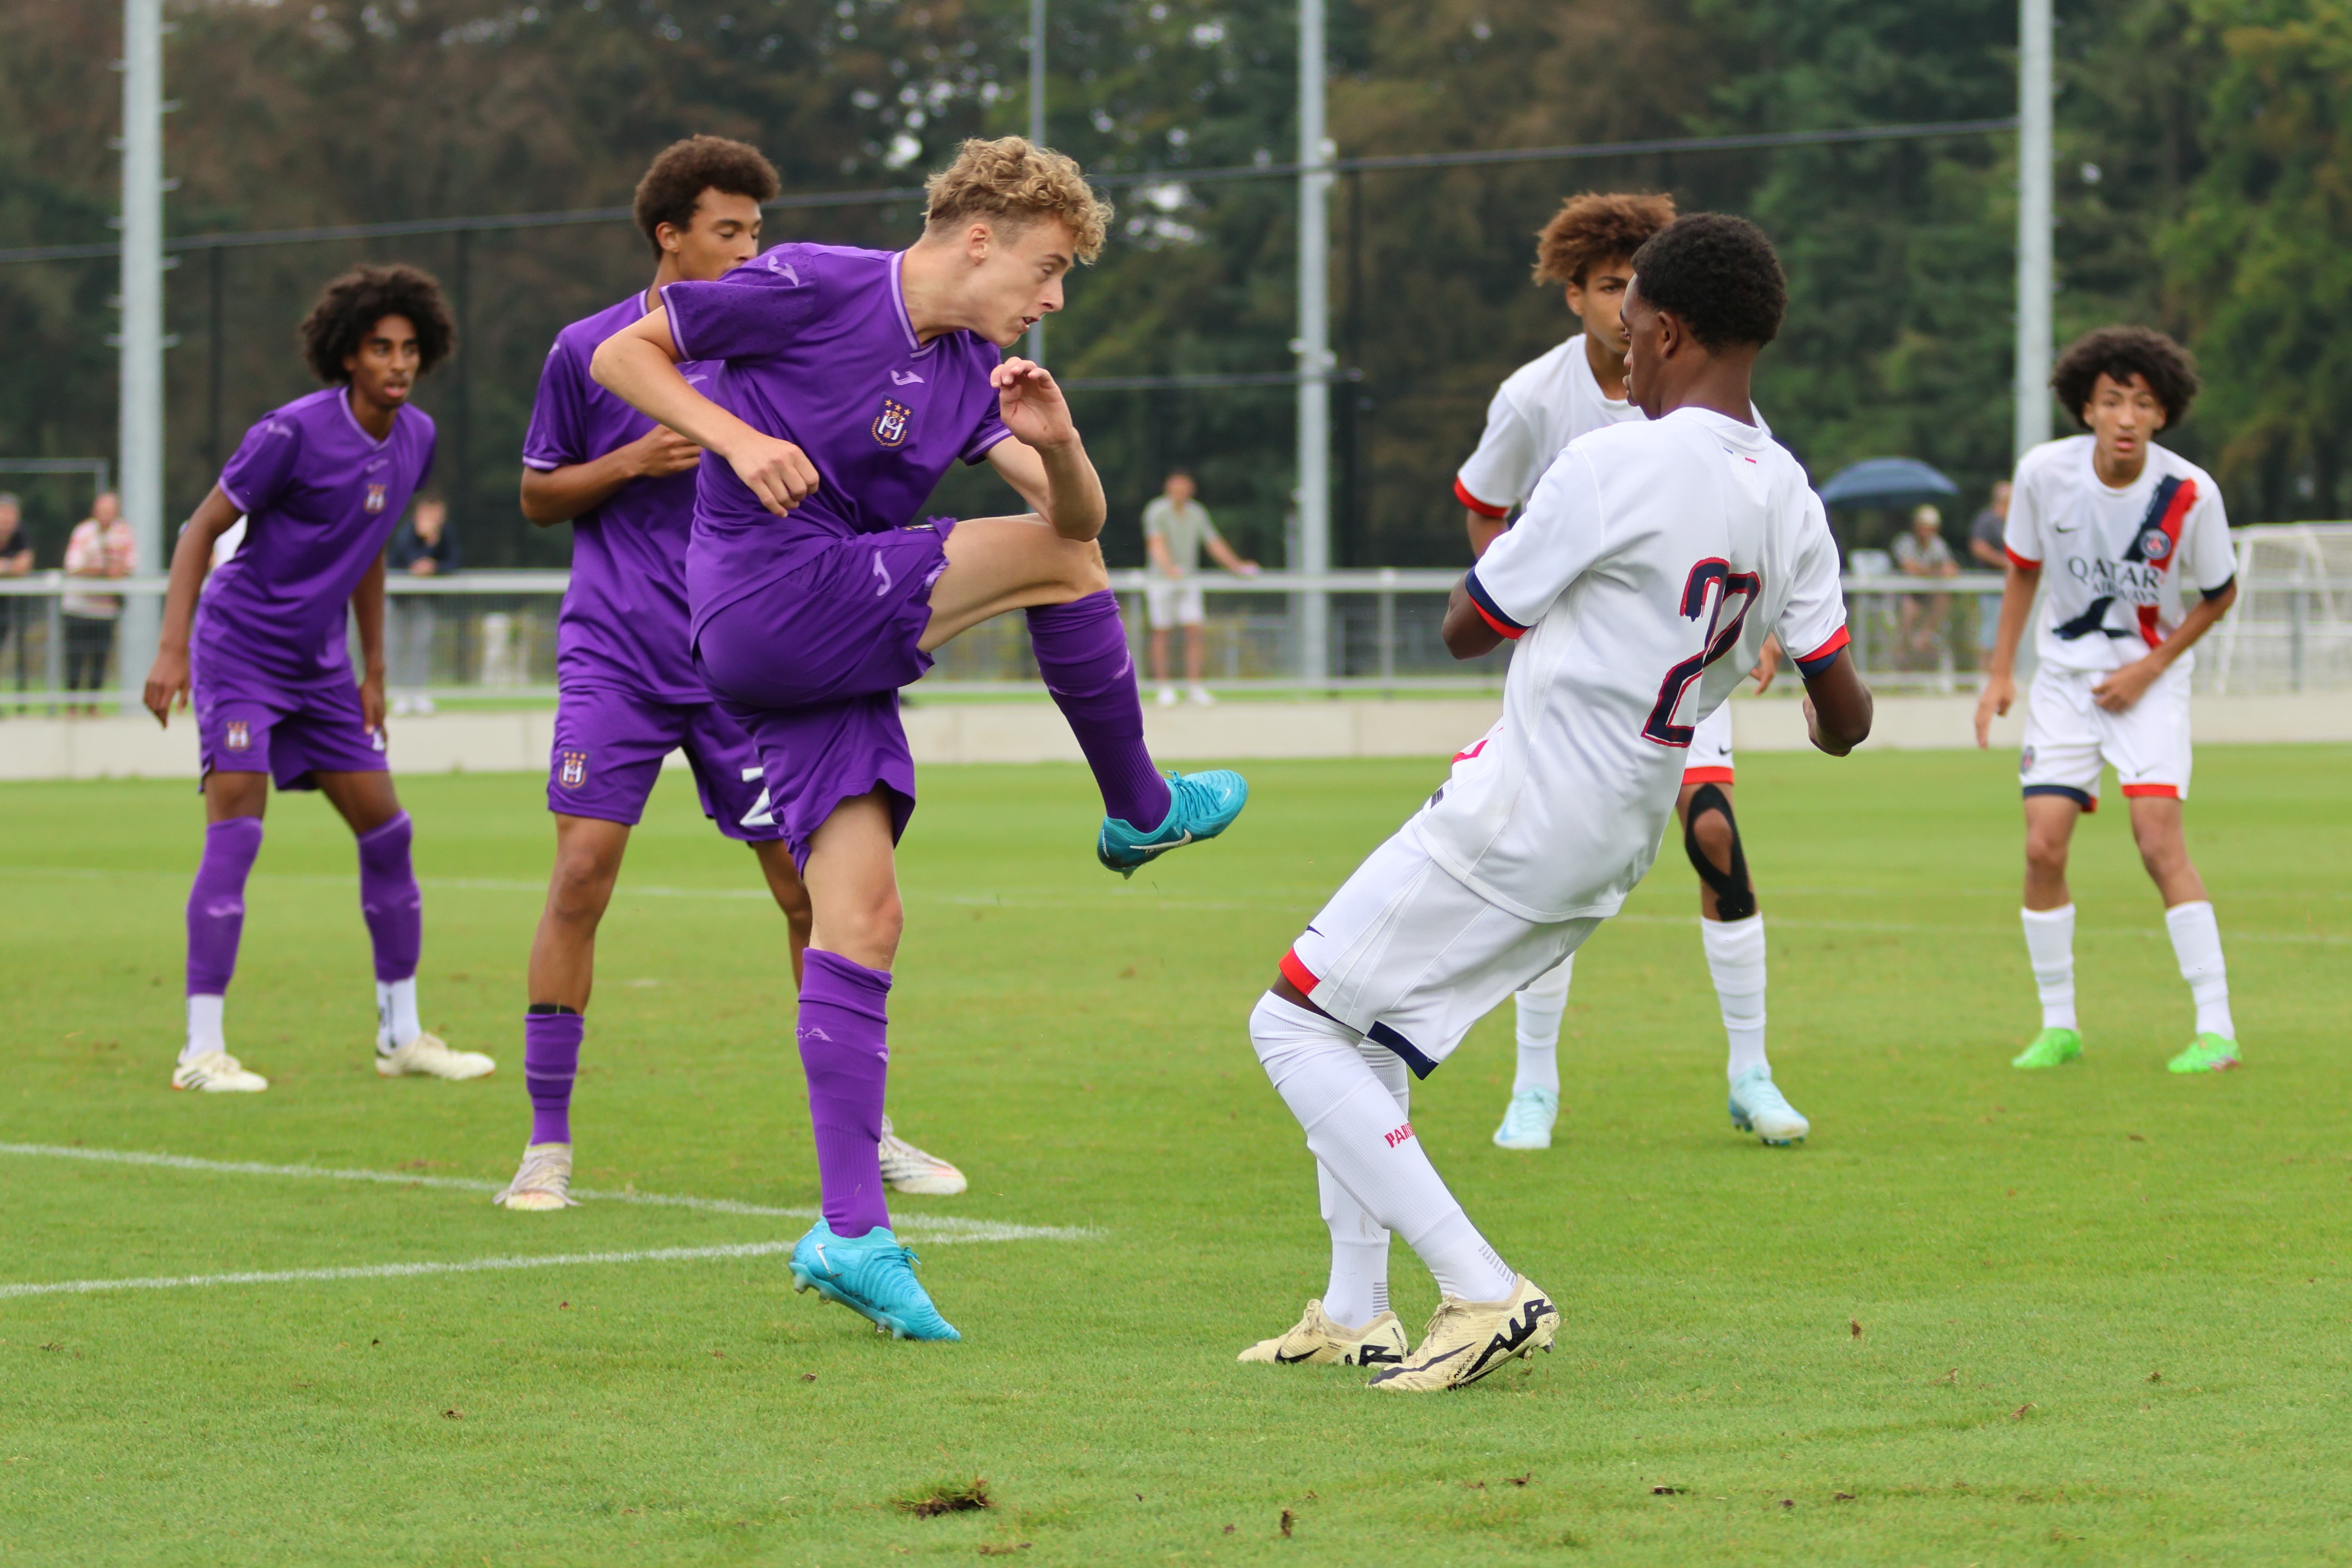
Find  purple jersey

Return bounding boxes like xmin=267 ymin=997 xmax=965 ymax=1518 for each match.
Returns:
xmin=199 ymin=387 xmax=435 ymax=685
xmin=522 ymin=291 xmax=711 ymax=703
xmin=660 ymin=244 xmax=1014 ymax=643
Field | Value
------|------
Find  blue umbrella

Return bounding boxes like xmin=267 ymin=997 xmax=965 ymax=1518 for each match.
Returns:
xmin=1817 ymin=457 xmax=1959 ymax=510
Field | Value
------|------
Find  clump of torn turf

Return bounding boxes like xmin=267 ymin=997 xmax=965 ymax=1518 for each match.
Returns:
xmin=896 ymin=1477 xmax=992 ymax=1517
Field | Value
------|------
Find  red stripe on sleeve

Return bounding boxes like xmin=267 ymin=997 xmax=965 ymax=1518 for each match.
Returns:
xmin=1472 ymin=598 xmax=1525 ymax=641
xmin=2005 ymin=546 xmax=2042 ymax=572
xmin=1278 ymin=948 xmax=1320 ymax=995
xmin=1793 ymin=626 xmax=1850 ymax=672
xmin=1453 ymin=476 xmax=1509 ymax=520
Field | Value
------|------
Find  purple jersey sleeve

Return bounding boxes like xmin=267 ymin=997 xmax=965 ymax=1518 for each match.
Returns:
xmin=521 ymin=338 xmax=591 ymax=472
xmin=662 ymin=254 xmax=827 ymax=364
xmin=962 ymin=398 xmax=1013 ymax=466
xmin=218 ymin=412 xmax=304 ymax=515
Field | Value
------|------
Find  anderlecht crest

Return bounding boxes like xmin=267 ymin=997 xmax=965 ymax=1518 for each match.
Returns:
xmin=364 ymin=482 xmax=388 ymax=514
xmin=872 ymin=397 xmax=912 ymax=449
xmin=560 ymin=750 xmax=588 ymax=788
xmin=225 ymin=720 xmax=251 ymax=753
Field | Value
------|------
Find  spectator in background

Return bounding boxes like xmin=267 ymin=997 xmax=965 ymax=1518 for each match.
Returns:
xmin=62 ymin=490 xmax=136 ymax=711
xmin=1893 ymin=502 xmax=1958 ymax=665
xmin=1968 ymin=480 xmax=2013 ymax=667
xmin=0 ymin=493 xmax=31 ymax=687
xmin=1142 ymin=467 xmax=1256 ymax=707
xmin=386 ymin=494 xmax=455 ymax=716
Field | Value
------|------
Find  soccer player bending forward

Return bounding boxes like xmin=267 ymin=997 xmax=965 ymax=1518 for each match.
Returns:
xmin=592 ymin=137 xmax=1247 ymax=1342
xmin=1974 ymin=327 xmax=2242 ymax=1074
xmin=145 ymin=265 xmax=494 ymax=1092
xmin=494 ymin=137 xmax=965 ymax=1211
xmin=1242 ymin=215 xmax=1871 ymax=1391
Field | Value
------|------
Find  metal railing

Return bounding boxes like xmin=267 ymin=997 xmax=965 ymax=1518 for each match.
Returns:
xmin=6 ymin=563 xmax=2346 ymax=714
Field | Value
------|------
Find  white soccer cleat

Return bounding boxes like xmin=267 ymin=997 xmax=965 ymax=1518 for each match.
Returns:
xmin=493 ymin=1142 xmax=578 ymax=1211
xmin=1368 ymin=1275 xmax=1559 ymax=1393
xmin=1155 ymin=684 xmax=1178 ymax=707
xmin=1237 ymin=1299 xmax=1409 ymax=1367
xmin=877 ymin=1115 xmax=968 ymax=1196
xmin=1187 ymin=685 xmax=1216 ymax=706
xmin=1727 ymin=1065 xmax=1809 ymax=1145
xmin=1491 ymin=1086 xmax=1559 ymax=1150
xmin=375 ymin=1032 xmax=496 ymax=1081
xmin=171 ymin=1051 xmax=268 ymax=1093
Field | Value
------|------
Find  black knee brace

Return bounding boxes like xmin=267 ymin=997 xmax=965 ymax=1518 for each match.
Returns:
xmin=1682 ymin=782 xmax=1756 ymax=922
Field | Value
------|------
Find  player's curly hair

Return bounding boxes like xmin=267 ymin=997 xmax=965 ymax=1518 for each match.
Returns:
xmin=923 ymin=137 xmax=1112 ymax=263
xmin=632 ymin=135 xmax=782 ymax=256
xmin=1628 ymin=213 xmax=1787 ymax=350
xmin=2051 ymin=325 xmax=2199 ymax=429
xmin=1532 ymin=191 xmax=1676 ymax=287
xmin=298 ymin=264 xmax=454 ymax=384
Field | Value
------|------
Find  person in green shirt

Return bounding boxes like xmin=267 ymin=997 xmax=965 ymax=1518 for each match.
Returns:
xmin=1141 ymin=468 xmax=1256 ymax=705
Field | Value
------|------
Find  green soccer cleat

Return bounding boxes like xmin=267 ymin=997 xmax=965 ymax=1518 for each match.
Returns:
xmin=2011 ymin=1027 xmax=2083 ymax=1070
xmin=2166 ymin=1033 xmax=2241 ymax=1074
xmin=1096 ymin=769 xmax=1249 ymax=877
xmin=790 ymin=1220 xmax=960 ymax=1342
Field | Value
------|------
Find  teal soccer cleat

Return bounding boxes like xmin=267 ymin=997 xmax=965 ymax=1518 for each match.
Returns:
xmin=789 ymin=1220 xmax=961 ymax=1342
xmin=1096 ymin=769 xmax=1250 ymax=877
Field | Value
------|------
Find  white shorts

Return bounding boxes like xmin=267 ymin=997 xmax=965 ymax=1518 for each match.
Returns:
xmin=1144 ymin=578 xmax=1205 ymax=629
xmin=1281 ymin=827 xmax=1600 ymax=1078
xmin=2020 ymin=661 xmax=2192 ymax=810
xmin=1685 ymin=703 xmax=1735 ymax=784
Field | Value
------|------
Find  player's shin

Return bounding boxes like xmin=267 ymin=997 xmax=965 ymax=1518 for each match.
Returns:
xmin=1025 ymin=592 xmax=1171 ymax=829
xmin=356 ymin=811 xmax=425 ymax=1047
xmin=797 ymin=950 xmax=894 ymax=1239
xmin=1703 ymin=915 xmax=1768 ymax=1080
xmin=184 ymin=817 xmax=264 ymax=1060
xmin=523 ymin=1006 xmax=583 ymax=1146
xmin=1250 ymin=993 xmax=1514 ymax=1304
xmin=1319 ymin=1040 xmax=1408 ymax=1327
xmin=1512 ymin=956 xmax=1570 ymax=1094
xmin=2164 ymin=900 xmax=2235 ymax=1041
xmin=2021 ymin=904 xmax=2079 ymax=1031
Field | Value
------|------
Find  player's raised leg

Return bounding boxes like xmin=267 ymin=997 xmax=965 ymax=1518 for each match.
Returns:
xmin=174 ymin=771 xmax=270 ymax=1092
xmin=1681 ymin=769 xmax=1805 ymax=1143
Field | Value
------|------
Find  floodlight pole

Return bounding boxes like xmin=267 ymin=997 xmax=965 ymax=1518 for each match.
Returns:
xmin=2014 ymin=0 xmax=2053 ymax=461
xmin=1025 ymin=0 xmax=1047 ymax=365
xmin=1294 ymin=0 xmax=1332 ymax=682
xmin=118 ymin=0 xmax=168 ymax=708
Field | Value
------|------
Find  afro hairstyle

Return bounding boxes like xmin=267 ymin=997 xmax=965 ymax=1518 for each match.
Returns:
xmin=1532 ymin=191 xmax=1676 ymax=287
xmin=2051 ymin=325 xmax=2200 ymax=429
xmin=298 ymin=264 xmax=454 ymax=385
xmin=633 ymin=136 xmax=782 ymax=256
xmin=1627 ymin=214 xmax=1787 ymax=350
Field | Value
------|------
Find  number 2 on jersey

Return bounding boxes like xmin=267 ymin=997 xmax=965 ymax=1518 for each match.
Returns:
xmin=1643 ymin=558 xmax=1761 ymax=748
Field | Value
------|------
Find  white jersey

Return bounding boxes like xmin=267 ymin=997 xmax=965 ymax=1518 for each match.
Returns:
xmin=1419 ymin=408 xmax=1848 ymax=923
xmin=2006 ymin=436 xmax=2236 ymax=675
xmin=1453 ymin=333 xmax=1640 ymax=518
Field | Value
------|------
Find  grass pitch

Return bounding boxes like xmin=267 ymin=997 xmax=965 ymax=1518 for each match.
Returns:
xmin=2 ymin=744 xmax=2349 ymax=1565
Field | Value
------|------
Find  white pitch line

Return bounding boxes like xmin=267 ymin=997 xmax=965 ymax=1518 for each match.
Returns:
xmin=0 ymin=1143 xmax=1092 ymax=1244
xmin=0 ymin=1240 xmax=801 ymax=1300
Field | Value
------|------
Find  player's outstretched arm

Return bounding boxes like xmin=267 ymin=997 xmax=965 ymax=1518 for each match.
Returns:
xmin=1801 ymin=649 xmax=1872 ymax=756
xmin=590 ymin=308 xmax=818 ymax=518
xmin=142 ymin=485 xmax=243 ymax=727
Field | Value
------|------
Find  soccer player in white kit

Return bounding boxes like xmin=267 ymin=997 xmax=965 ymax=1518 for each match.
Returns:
xmin=1454 ymin=192 xmax=1809 ymax=1152
xmin=1240 ymin=215 xmax=1873 ymax=1390
xmin=1974 ymin=327 xmax=2243 ymax=1074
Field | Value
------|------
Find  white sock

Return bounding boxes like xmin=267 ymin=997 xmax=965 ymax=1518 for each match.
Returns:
xmin=2164 ymin=901 xmax=2234 ymax=1040
xmin=2020 ymin=905 xmax=2077 ymax=1031
xmin=1703 ymin=915 xmax=1768 ymax=1080
xmin=183 ymin=995 xmax=226 ymax=1062
xmin=1251 ymin=993 xmax=1515 ymax=1304
xmin=1320 ymin=1039 xmax=1409 ymax=1327
xmin=1511 ymin=955 xmax=1571 ymax=1094
xmin=376 ymin=976 xmax=421 ymax=1051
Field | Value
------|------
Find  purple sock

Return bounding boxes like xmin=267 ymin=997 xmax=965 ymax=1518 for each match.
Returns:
xmin=186 ymin=817 xmax=264 ymax=997
xmin=355 ymin=811 xmax=422 ymax=983
xmin=797 ymin=949 xmax=893 ymax=1239
xmin=1027 ymin=591 xmax=1172 ymax=829
xmin=523 ymin=1008 xmax=584 ymax=1146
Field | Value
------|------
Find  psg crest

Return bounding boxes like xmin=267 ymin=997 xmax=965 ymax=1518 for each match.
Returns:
xmin=364 ymin=482 xmax=388 ymax=515
xmin=2139 ymin=527 xmax=2173 ymax=562
xmin=225 ymin=720 xmax=251 ymax=753
xmin=559 ymin=750 xmax=588 ymax=788
xmin=871 ymin=397 xmax=912 ymax=449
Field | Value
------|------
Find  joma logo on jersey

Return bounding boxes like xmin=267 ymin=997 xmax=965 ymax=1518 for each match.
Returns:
xmin=558 ymin=750 xmax=588 ymax=788
xmin=1383 ymin=1122 xmax=1416 ymax=1148
xmin=224 ymin=720 xmax=251 ymax=752
xmin=871 ymin=398 xmax=913 ymax=449
xmin=363 ymin=482 xmax=388 ymax=515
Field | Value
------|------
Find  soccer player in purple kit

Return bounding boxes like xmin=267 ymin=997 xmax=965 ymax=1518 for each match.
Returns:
xmin=144 ymin=265 xmax=495 ymax=1092
xmin=494 ymin=136 xmax=965 ymax=1211
xmin=592 ymin=137 xmax=1248 ymax=1341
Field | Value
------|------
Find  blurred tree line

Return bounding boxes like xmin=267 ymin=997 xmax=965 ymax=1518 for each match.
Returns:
xmin=1 ymin=0 xmax=2347 ymax=570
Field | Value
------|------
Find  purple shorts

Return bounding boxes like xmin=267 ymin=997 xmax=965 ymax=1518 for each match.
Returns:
xmin=194 ymin=656 xmax=387 ymax=791
xmin=693 ymin=521 xmax=953 ymax=866
xmin=549 ymin=685 xmax=784 ymax=843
